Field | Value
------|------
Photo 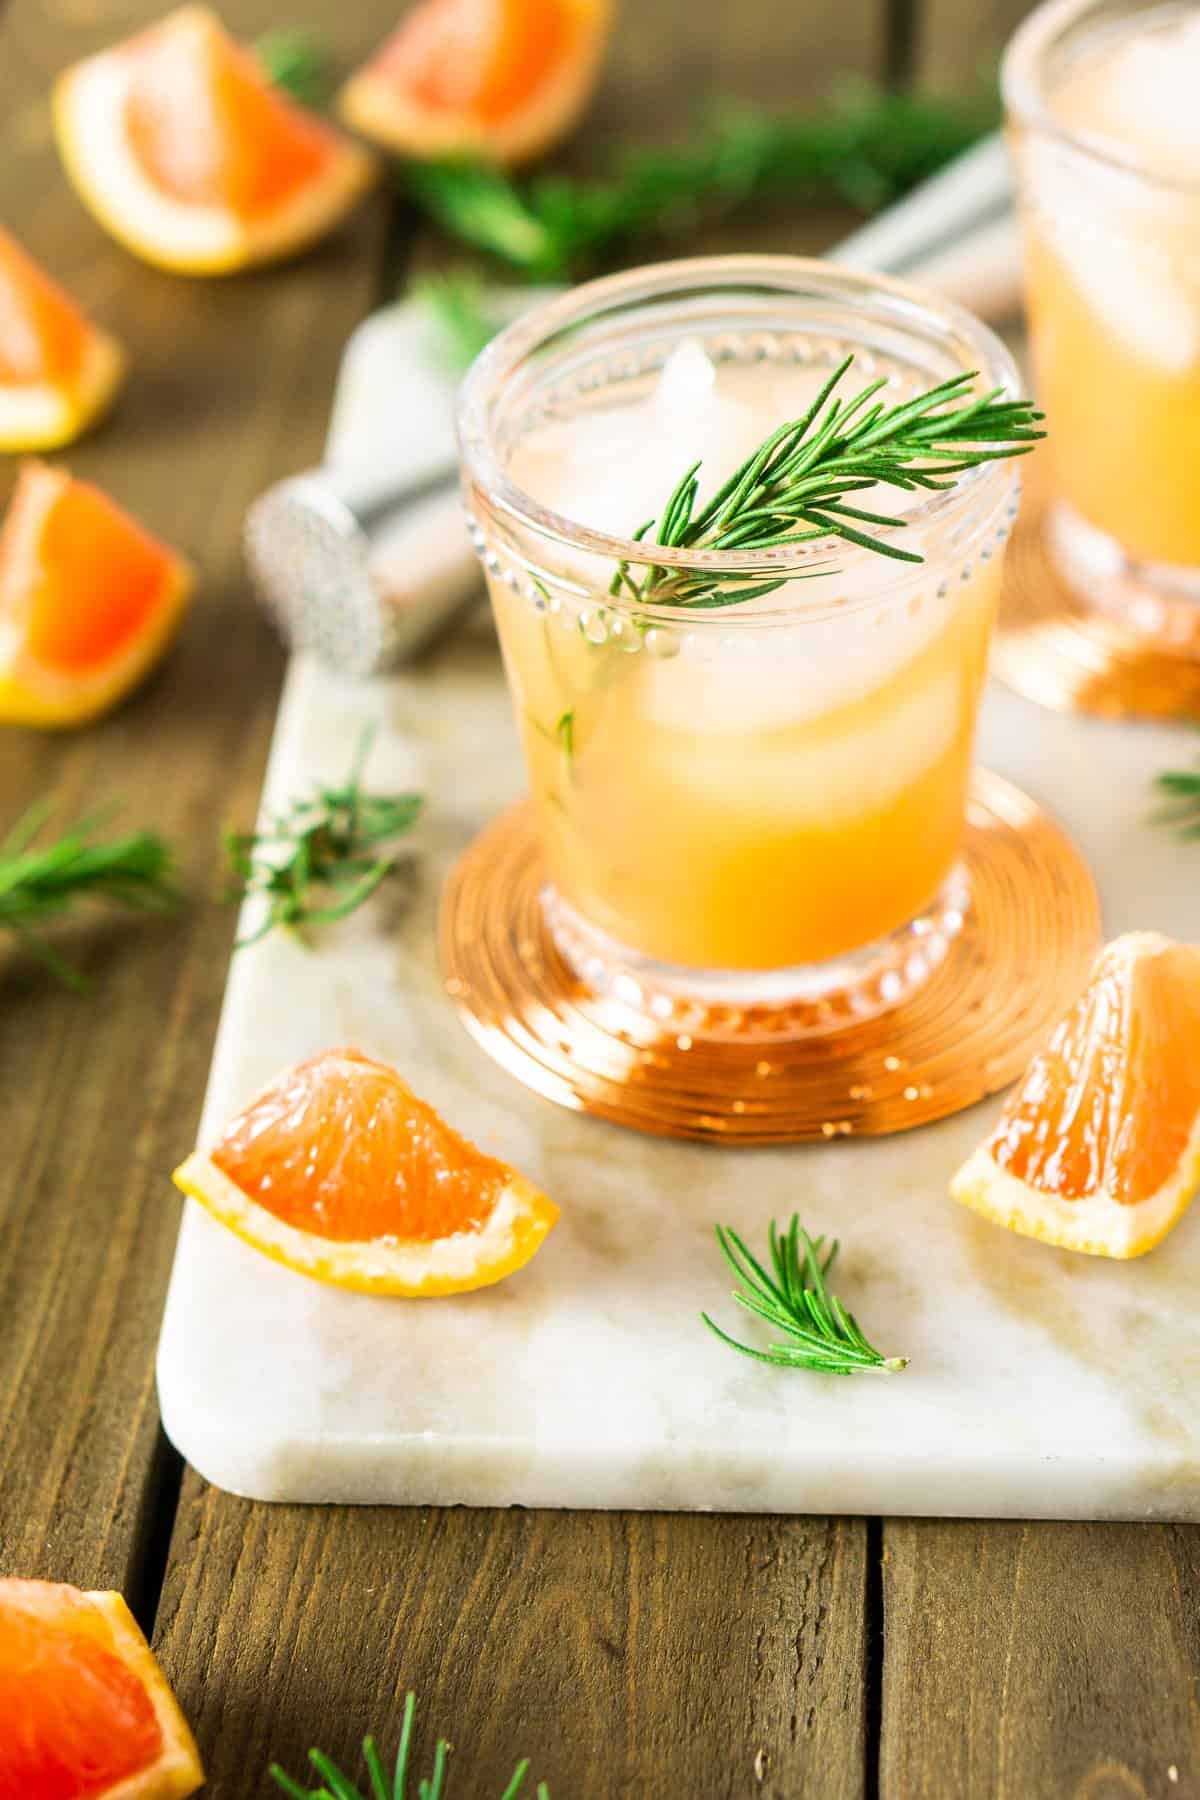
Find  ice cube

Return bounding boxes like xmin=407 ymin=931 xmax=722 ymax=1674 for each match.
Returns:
xmin=1025 ymin=138 xmax=1198 ymax=373
xmin=652 ymin=338 xmax=717 ymax=421
xmin=645 ymin=660 xmax=964 ymax=826
xmin=1062 ymin=15 xmax=1200 ymax=179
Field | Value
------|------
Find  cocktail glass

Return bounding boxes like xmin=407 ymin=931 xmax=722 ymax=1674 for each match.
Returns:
xmin=456 ymin=257 xmax=1020 ymax=1033
xmin=1005 ymin=0 xmax=1200 ymax=647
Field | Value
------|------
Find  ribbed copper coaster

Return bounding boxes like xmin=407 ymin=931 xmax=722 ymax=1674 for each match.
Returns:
xmin=439 ymin=774 xmax=1101 ymax=1144
xmin=994 ymin=484 xmax=1200 ymax=721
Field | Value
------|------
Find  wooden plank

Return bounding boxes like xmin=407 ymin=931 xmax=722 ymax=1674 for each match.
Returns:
xmin=0 ymin=0 xmax=390 ymax=1600
xmin=880 ymin=1519 xmax=1200 ymax=1797
xmin=914 ymin=0 xmax=1034 ymax=88
xmin=577 ymin=0 xmax=884 ymax=146
xmin=156 ymin=1481 xmax=869 ymax=1799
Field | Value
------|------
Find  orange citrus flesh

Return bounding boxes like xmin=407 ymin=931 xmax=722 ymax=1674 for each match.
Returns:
xmin=0 ymin=232 xmax=90 ymax=389
xmin=952 ymin=933 xmax=1200 ymax=1258
xmin=385 ymin=0 xmax=579 ymax=126
xmin=211 ymin=1047 xmax=514 ymax=1242
xmin=24 ymin=477 xmax=176 ymax=673
xmin=125 ymin=14 xmax=341 ymax=221
xmin=0 ymin=461 xmax=193 ymax=728
xmin=0 ymin=231 xmax=124 ymax=451
xmin=990 ymin=936 xmax=1200 ymax=1205
xmin=339 ymin=0 xmax=612 ymax=166
xmin=175 ymin=1048 xmax=560 ymax=1295
xmin=0 ymin=1580 xmax=203 ymax=1800
xmin=54 ymin=8 xmax=375 ymax=276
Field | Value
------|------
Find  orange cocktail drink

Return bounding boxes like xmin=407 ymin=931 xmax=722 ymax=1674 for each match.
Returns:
xmin=1005 ymin=0 xmax=1200 ymax=628
xmin=458 ymin=259 xmax=1020 ymax=1022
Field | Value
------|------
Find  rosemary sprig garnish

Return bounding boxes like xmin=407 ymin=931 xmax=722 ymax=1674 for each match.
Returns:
xmin=0 ymin=800 xmax=178 ymax=990
xmin=255 ymin=26 xmax=333 ymax=107
xmin=702 ymin=1215 xmax=907 ymax=1375
xmin=407 ymin=86 xmax=999 ymax=278
xmin=225 ymin=729 xmax=422 ymax=947
xmin=270 ymin=1691 xmax=550 ymax=1800
xmin=1154 ymin=751 xmax=1200 ymax=838
xmin=612 ymin=356 xmax=1044 ymax=608
xmin=414 ymin=270 xmax=498 ymax=369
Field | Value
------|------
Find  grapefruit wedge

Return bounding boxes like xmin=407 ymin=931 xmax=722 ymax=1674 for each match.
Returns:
xmin=54 ymin=6 xmax=375 ymax=275
xmin=0 ymin=1579 xmax=203 ymax=1800
xmin=0 ymin=462 xmax=193 ymax=728
xmin=174 ymin=1046 xmax=560 ymax=1294
xmin=0 ymin=229 xmax=125 ymax=452
xmin=338 ymin=0 xmax=612 ymax=166
xmin=952 ymin=932 xmax=1200 ymax=1258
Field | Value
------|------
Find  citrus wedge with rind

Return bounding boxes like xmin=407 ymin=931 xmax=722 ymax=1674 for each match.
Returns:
xmin=0 ymin=1579 xmax=203 ymax=1800
xmin=54 ymin=6 xmax=375 ymax=276
xmin=0 ymin=229 xmax=125 ymax=452
xmin=338 ymin=0 xmax=612 ymax=167
xmin=173 ymin=1047 xmax=560 ymax=1295
xmin=0 ymin=461 xmax=194 ymax=728
xmin=952 ymin=931 xmax=1200 ymax=1258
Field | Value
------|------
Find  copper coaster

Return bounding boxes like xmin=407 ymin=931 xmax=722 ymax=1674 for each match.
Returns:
xmin=439 ymin=773 xmax=1101 ymax=1145
xmin=994 ymin=484 xmax=1200 ymax=721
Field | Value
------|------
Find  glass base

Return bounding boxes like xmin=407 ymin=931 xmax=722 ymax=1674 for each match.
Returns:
xmin=1048 ymin=502 xmax=1200 ymax=655
xmin=541 ymin=871 xmax=971 ymax=1042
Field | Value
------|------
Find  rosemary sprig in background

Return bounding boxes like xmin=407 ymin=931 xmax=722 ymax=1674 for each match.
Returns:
xmin=407 ymin=85 xmax=999 ymax=278
xmin=414 ymin=270 xmax=500 ymax=368
xmin=270 ymin=1691 xmax=550 ymax=1800
xmin=1154 ymin=752 xmax=1200 ymax=838
xmin=613 ymin=356 xmax=1044 ymax=607
xmin=703 ymin=1215 xmax=907 ymax=1375
xmin=225 ymin=730 xmax=423 ymax=947
xmin=0 ymin=800 xmax=178 ymax=990
xmin=255 ymin=26 xmax=334 ymax=107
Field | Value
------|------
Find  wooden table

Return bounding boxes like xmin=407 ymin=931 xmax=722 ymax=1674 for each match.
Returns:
xmin=3 ymin=1 xmax=1198 ymax=1794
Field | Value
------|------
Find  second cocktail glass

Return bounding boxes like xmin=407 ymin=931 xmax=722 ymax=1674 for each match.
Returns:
xmin=457 ymin=258 xmax=1022 ymax=1031
xmin=1005 ymin=0 xmax=1200 ymax=645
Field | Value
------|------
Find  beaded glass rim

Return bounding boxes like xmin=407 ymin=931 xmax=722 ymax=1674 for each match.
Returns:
xmin=1003 ymin=0 xmax=1200 ymax=195
xmin=456 ymin=255 xmax=1023 ymax=623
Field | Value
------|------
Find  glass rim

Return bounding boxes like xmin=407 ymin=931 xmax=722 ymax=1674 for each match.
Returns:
xmin=456 ymin=254 xmax=1022 ymax=609
xmin=1002 ymin=0 xmax=1200 ymax=195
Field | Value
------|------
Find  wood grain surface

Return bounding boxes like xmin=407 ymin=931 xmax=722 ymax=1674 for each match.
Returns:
xmin=881 ymin=1520 xmax=1200 ymax=1799
xmin=2 ymin=0 xmax=1198 ymax=1796
xmin=0 ymin=0 xmax=389 ymax=1608
xmin=157 ymin=1482 xmax=869 ymax=1797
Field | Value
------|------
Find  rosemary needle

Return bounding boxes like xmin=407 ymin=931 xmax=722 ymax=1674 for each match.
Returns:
xmin=269 ymin=1691 xmax=551 ymax=1799
xmin=703 ymin=1214 xmax=907 ymax=1376
xmin=224 ymin=727 xmax=422 ymax=947
xmin=0 ymin=799 xmax=178 ymax=991
xmin=1154 ymin=752 xmax=1200 ymax=838
xmin=255 ymin=26 xmax=333 ymax=107
xmin=414 ymin=269 xmax=499 ymax=369
xmin=406 ymin=87 xmax=999 ymax=278
xmin=614 ymin=356 xmax=1044 ymax=608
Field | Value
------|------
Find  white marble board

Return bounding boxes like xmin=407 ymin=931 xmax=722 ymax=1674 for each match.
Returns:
xmin=157 ymin=300 xmax=1200 ymax=1516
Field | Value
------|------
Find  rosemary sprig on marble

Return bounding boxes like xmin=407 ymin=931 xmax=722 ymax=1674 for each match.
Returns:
xmin=270 ymin=1691 xmax=550 ymax=1800
xmin=225 ymin=728 xmax=422 ymax=947
xmin=702 ymin=1215 xmax=907 ymax=1375
xmin=613 ymin=356 xmax=1044 ymax=609
xmin=1154 ymin=753 xmax=1200 ymax=838
xmin=0 ymin=800 xmax=178 ymax=990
